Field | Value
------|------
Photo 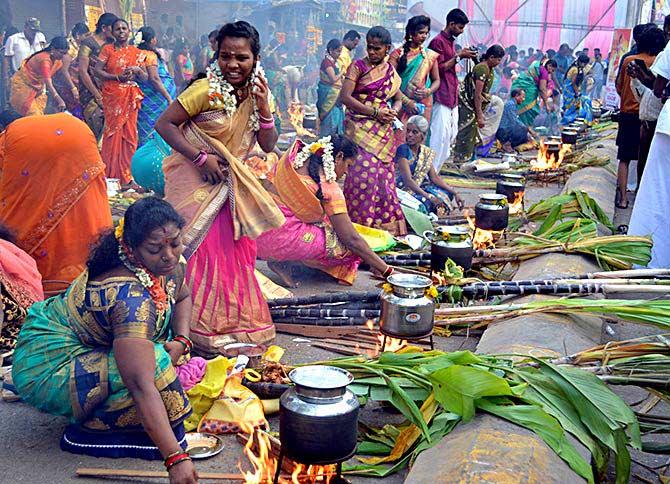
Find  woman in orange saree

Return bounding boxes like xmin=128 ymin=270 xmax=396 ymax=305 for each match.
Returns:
xmin=0 ymin=113 xmax=113 ymax=296
xmin=256 ymin=135 xmax=393 ymax=287
xmin=389 ymin=16 xmax=440 ymax=131
xmin=96 ymin=19 xmax=147 ymax=185
xmin=157 ymin=22 xmax=284 ymax=354
xmin=9 ymin=36 xmax=69 ymax=116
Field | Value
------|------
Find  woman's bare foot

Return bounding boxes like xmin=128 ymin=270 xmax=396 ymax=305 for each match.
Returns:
xmin=502 ymin=141 xmax=514 ymax=153
xmin=267 ymin=261 xmax=301 ymax=288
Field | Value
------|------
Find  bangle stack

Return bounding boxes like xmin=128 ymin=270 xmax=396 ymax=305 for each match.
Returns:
xmin=372 ymin=107 xmax=380 ymax=118
xmin=259 ymin=113 xmax=275 ymax=130
xmin=173 ymin=334 xmax=193 ymax=354
xmin=165 ymin=450 xmax=191 ymax=470
xmin=382 ymin=266 xmax=394 ymax=279
xmin=191 ymin=150 xmax=207 ymax=167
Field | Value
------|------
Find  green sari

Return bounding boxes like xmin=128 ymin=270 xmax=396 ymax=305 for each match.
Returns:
xmin=453 ymin=62 xmax=494 ymax=162
xmin=13 ymin=268 xmax=191 ymax=433
xmin=510 ymin=60 xmax=548 ymax=126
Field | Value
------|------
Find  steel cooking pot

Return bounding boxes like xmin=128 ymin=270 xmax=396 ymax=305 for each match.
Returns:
xmin=496 ymin=174 xmax=525 ymax=204
xmin=380 ymin=274 xmax=435 ymax=339
xmin=475 ymin=193 xmax=509 ymax=231
xmin=279 ymin=366 xmax=359 ymax=465
xmin=561 ymin=129 xmax=578 ymax=145
xmin=423 ymin=225 xmax=473 ymax=271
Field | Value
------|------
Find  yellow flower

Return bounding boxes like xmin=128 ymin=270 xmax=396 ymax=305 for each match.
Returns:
xmin=382 ymin=283 xmax=393 ymax=293
xmin=309 ymin=142 xmax=323 ymax=154
xmin=426 ymin=286 xmax=438 ymax=299
xmin=115 ymin=217 xmax=125 ymax=241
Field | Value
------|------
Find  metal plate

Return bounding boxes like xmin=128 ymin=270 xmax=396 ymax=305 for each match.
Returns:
xmin=185 ymin=432 xmax=224 ymax=459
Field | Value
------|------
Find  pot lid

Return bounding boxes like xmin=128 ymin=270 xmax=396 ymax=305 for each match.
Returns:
xmin=387 ymin=273 xmax=432 ymax=289
xmin=437 ymin=225 xmax=469 ymax=236
xmin=289 ymin=365 xmax=353 ymax=390
xmin=479 ymin=193 xmax=507 ymax=202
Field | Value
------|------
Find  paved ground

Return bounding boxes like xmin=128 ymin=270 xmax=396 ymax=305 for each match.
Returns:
xmin=3 ymin=156 xmax=666 ymax=483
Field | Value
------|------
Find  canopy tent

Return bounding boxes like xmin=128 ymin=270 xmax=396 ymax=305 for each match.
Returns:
xmin=409 ymin=0 xmax=632 ymax=53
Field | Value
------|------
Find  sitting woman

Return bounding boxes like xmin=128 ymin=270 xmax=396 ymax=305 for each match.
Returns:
xmin=257 ymin=135 xmax=394 ymax=287
xmin=395 ymin=115 xmax=464 ymax=215
xmin=12 ymin=197 xmax=198 ymax=484
xmin=0 ymin=223 xmax=44 ymax=354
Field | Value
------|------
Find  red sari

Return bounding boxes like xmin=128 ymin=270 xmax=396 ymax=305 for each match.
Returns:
xmin=99 ymin=44 xmax=146 ymax=185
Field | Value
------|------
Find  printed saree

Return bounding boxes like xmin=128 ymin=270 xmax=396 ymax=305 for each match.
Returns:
xmin=12 ymin=269 xmax=191 ymax=459
xmin=0 ymin=114 xmax=113 ymax=296
xmin=256 ymin=140 xmax=361 ymax=285
xmin=562 ymin=66 xmax=593 ymax=124
xmin=316 ymin=56 xmax=344 ymax=136
xmin=163 ymin=78 xmax=284 ymax=353
xmin=344 ymin=59 xmax=407 ymax=236
xmin=390 ymin=46 xmax=439 ymax=124
xmin=99 ymin=44 xmax=146 ymax=185
xmin=453 ymin=63 xmax=494 ymax=162
xmin=395 ymin=143 xmax=453 ymax=214
xmin=78 ymin=35 xmax=107 ymax=141
xmin=0 ymin=239 xmax=44 ymax=353
xmin=9 ymin=52 xmax=63 ymax=116
xmin=511 ymin=61 xmax=547 ymax=126
xmin=138 ymin=52 xmax=176 ymax=148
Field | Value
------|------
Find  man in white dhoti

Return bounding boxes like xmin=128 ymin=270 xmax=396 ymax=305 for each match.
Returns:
xmin=628 ymin=42 xmax=670 ymax=268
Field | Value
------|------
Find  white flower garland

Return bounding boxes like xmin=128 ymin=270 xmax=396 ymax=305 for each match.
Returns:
xmin=293 ymin=136 xmax=337 ymax=182
xmin=206 ymin=62 xmax=276 ymax=132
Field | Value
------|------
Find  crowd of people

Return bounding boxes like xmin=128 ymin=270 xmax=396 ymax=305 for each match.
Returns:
xmin=0 ymin=7 xmax=668 ymax=484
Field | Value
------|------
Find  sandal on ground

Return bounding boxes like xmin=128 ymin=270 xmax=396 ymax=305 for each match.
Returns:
xmin=615 ymin=191 xmax=629 ymax=209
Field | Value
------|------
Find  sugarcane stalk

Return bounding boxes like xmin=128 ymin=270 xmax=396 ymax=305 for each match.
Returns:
xmin=272 ymin=317 xmax=372 ymax=326
xmin=267 ymin=291 xmax=380 ymax=307
xmin=270 ymin=308 xmax=381 ymax=318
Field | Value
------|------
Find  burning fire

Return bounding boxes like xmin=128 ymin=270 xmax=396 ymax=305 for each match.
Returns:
xmin=464 ymin=210 xmax=499 ymax=250
xmin=365 ymin=320 xmax=407 ymax=354
xmin=240 ymin=426 xmax=336 ymax=483
xmin=508 ymin=191 xmax=524 ymax=215
xmin=287 ymin=102 xmax=316 ymax=138
xmin=530 ymin=140 xmax=572 ymax=171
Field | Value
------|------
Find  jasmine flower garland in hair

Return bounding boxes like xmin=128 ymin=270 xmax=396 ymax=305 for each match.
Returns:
xmin=293 ymin=136 xmax=337 ymax=182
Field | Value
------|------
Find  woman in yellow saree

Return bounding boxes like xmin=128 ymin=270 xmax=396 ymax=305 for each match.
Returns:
xmin=157 ymin=22 xmax=284 ymax=354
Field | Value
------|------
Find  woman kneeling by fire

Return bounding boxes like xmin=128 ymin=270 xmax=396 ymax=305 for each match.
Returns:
xmin=257 ymin=134 xmax=394 ymax=287
xmin=12 ymin=197 xmax=199 ymax=484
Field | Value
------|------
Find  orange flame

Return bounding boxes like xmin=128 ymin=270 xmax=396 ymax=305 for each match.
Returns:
xmin=240 ymin=426 xmax=336 ymax=483
xmin=508 ymin=191 xmax=524 ymax=215
xmin=531 ymin=140 xmax=572 ymax=171
xmin=287 ymin=102 xmax=316 ymax=137
xmin=464 ymin=210 xmax=498 ymax=250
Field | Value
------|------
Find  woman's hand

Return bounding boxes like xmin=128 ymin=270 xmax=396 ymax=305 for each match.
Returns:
xmin=94 ymin=92 xmax=104 ymax=106
xmin=476 ymin=114 xmax=485 ymax=128
xmin=198 ymin=153 xmax=228 ymax=185
xmin=453 ymin=193 xmax=465 ymax=209
xmin=377 ymin=106 xmax=396 ymax=124
xmin=414 ymin=88 xmax=429 ymax=99
xmin=429 ymin=195 xmax=444 ymax=209
xmin=252 ymin=73 xmax=272 ymax=113
xmin=163 ymin=341 xmax=186 ymax=366
xmin=55 ymin=95 xmax=66 ymax=111
xmin=406 ymin=100 xmax=419 ymax=115
xmin=168 ymin=459 xmax=198 ymax=484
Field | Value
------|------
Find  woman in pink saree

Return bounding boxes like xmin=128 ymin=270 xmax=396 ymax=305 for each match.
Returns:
xmin=257 ymin=135 xmax=393 ymax=287
xmin=156 ymin=22 xmax=284 ymax=354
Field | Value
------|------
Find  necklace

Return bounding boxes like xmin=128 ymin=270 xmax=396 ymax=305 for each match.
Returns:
xmin=117 ymin=243 xmax=175 ymax=313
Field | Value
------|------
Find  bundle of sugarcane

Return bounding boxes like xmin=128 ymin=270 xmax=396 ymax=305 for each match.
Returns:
xmin=381 ymin=252 xmax=431 ymax=262
xmin=270 ymin=307 xmax=381 ymax=319
xmin=272 ymin=316 xmax=372 ymax=326
xmin=473 ymin=234 xmax=652 ymax=270
xmin=434 ymin=298 xmax=670 ymax=330
xmin=551 ymin=334 xmax=670 ymax=365
xmin=510 ymin=190 xmax=614 ymax=233
xmin=440 ymin=176 xmax=497 ymax=189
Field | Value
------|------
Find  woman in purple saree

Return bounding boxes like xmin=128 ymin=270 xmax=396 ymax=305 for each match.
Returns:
xmin=340 ymin=26 xmax=407 ymax=236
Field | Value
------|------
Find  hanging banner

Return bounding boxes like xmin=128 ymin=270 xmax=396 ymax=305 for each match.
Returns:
xmin=604 ymin=28 xmax=632 ymax=109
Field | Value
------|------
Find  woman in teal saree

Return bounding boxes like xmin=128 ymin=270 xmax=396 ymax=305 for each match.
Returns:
xmin=317 ymin=39 xmax=345 ymax=136
xmin=12 ymin=198 xmax=199 ymax=483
